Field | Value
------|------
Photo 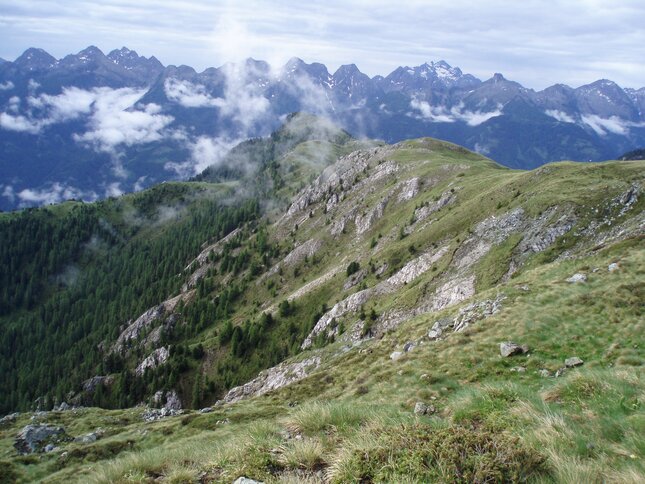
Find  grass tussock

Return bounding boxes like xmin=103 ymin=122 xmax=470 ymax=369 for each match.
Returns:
xmin=326 ymin=423 xmax=548 ymax=483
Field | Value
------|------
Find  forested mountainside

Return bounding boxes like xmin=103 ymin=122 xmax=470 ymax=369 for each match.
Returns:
xmin=0 ymin=114 xmax=643 ymax=483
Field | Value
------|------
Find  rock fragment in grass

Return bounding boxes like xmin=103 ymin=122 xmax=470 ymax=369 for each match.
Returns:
xmin=608 ymin=263 xmax=620 ymax=272
xmin=390 ymin=351 xmax=404 ymax=360
xmin=538 ymin=369 xmax=551 ymax=378
xmin=414 ymin=402 xmax=435 ymax=415
xmin=565 ymin=356 xmax=584 ymax=368
xmin=500 ymin=341 xmax=529 ymax=357
xmin=566 ymin=273 xmax=587 ymax=283
xmin=233 ymin=478 xmax=265 ymax=484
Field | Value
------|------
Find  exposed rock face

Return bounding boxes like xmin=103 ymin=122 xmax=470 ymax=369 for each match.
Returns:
xmin=430 ymin=275 xmax=476 ymax=312
xmin=455 ymin=208 xmax=525 ymax=270
xmin=142 ymin=406 xmax=183 ymax=422
xmin=500 ymin=342 xmax=529 ymax=357
xmin=355 ymin=196 xmax=389 ymax=235
xmin=268 ymin=239 xmax=323 ymax=277
xmin=414 ymin=190 xmax=455 ymax=223
xmin=427 ymin=295 xmax=505 ymax=340
xmin=14 ymin=424 xmax=66 ymax=454
xmin=343 ymin=268 xmax=367 ymax=290
xmin=0 ymin=412 xmax=19 ymax=426
xmin=381 ymin=246 xmax=449 ymax=288
xmin=302 ymin=289 xmax=371 ymax=348
xmin=135 ymin=347 xmax=170 ymax=376
xmin=111 ymin=294 xmax=186 ymax=353
xmin=286 ymin=150 xmax=373 ymax=217
xmin=398 ymin=177 xmax=420 ymax=202
xmin=185 ymin=227 xmax=241 ymax=270
xmin=151 ymin=389 xmax=182 ymax=410
xmin=82 ymin=375 xmax=114 ymax=393
xmin=222 ymin=356 xmax=321 ymax=404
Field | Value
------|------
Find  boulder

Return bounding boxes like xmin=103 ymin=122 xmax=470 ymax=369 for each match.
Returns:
xmin=538 ymin=369 xmax=552 ymax=378
xmin=14 ymin=424 xmax=66 ymax=454
xmin=608 ymin=263 xmax=620 ymax=272
xmin=200 ymin=407 xmax=213 ymax=414
xmin=500 ymin=341 xmax=529 ymax=357
xmin=390 ymin=351 xmax=404 ymax=361
xmin=565 ymin=357 xmax=584 ymax=368
xmin=414 ymin=402 xmax=435 ymax=416
xmin=566 ymin=273 xmax=587 ymax=283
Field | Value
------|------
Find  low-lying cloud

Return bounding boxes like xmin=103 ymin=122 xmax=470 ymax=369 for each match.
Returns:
xmin=410 ymin=98 xmax=502 ymax=126
xmin=545 ymin=109 xmax=576 ymax=123
xmin=7 ymin=182 xmax=98 ymax=207
xmin=164 ymin=78 xmax=221 ymax=108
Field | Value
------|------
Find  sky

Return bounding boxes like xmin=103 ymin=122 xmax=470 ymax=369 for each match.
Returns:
xmin=0 ymin=0 xmax=644 ymax=90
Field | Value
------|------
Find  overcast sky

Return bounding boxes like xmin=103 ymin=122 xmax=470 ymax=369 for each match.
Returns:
xmin=1 ymin=0 xmax=644 ymax=90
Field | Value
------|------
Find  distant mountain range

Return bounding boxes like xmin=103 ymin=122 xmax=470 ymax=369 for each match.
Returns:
xmin=1 ymin=46 xmax=644 ymax=210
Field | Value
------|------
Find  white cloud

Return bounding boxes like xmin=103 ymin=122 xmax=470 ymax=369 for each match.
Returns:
xmin=1 ymin=185 xmax=16 ymax=203
xmin=73 ymin=88 xmax=174 ymax=151
xmin=28 ymin=79 xmax=40 ymax=92
xmin=133 ymin=176 xmax=147 ymax=191
xmin=104 ymin=182 xmax=124 ymax=197
xmin=581 ymin=114 xmax=629 ymax=136
xmin=0 ymin=81 xmax=14 ymax=91
xmin=164 ymin=78 xmax=221 ymax=108
xmin=28 ymin=86 xmax=96 ymax=121
xmin=15 ymin=182 xmax=98 ymax=207
xmin=546 ymin=109 xmax=576 ymax=123
xmin=0 ymin=112 xmax=42 ymax=133
xmin=410 ymin=98 xmax=502 ymax=126
xmin=165 ymin=135 xmax=238 ymax=177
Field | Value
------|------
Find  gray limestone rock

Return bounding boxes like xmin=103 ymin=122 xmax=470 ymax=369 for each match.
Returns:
xmin=14 ymin=424 xmax=66 ymax=454
xmin=566 ymin=273 xmax=587 ymax=283
xmin=500 ymin=342 xmax=529 ymax=357
xmin=565 ymin=356 xmax=584 ymax=368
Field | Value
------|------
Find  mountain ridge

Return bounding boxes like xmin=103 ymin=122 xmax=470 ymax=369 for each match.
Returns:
xmin=1 ymin=46 xmax=645 ymax=212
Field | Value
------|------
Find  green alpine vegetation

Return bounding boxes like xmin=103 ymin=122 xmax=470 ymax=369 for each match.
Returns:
xmin=0 ymin=114 xmax=643 ymax=483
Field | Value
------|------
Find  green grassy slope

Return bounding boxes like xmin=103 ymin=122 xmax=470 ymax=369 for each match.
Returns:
xmin=0 ymin=125 xmax=643 ymax=482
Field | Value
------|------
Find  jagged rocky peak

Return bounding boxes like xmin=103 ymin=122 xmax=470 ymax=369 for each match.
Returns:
xmin=14 ymin=48 xmax=57 ymax=70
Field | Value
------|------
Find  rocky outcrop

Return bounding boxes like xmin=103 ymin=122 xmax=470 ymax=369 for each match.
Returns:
xmin=414 ymin=190 xmax=455 ymax=223
xmin=135 ymin=347 xmax=170 ymax=376
xmin=380 ymin=246 xmax=449 ymax=288
xmin=428 ymin=295 xmax=505 ymax=339
xmin=151 ymin=390 xmax=182 ymax=410
xmin=82 ymin=375 xmax=114 ymax=393
xmin=343 ymin=268 xmax=367 ymax=290
xmin=185 ymin=227 xmax=241 ymax=270
xmin=397 ymin=177 xmax=420 ymax=202
xmin=430 ymin=275 xmax=476 ymax=312
xmin=111 ymin=294 xmax=187 ymax=353
xmin=355 ymin=197 xmax=389 ymax=235
xmin=14 ymin=424 xmax=66 ymax=454
xmin=221 ymin=356 xmax=321 ymax=404
xmin=286 ymin=150 xmax=374 ymax=217
xmin=302 ymin=290 xmax=371 ymax=348
xmin=268 ymin=239 xmax=323 ymax=277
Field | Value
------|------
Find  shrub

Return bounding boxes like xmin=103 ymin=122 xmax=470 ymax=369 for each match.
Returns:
xmin=346 ymin=261 xmax=360 ymax=277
